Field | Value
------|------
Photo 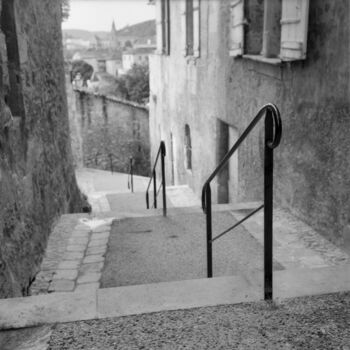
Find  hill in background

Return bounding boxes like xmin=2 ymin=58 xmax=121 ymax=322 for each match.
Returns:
xmin=63 ymin=20 xmax=156 ymax=41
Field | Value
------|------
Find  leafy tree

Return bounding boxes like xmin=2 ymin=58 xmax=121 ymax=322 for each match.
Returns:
xmin=61 ymin=0 xmax=70 ymax=22
xmin=71 ymin=60 xmax=93 ymax=83
xmin=116 ymin=64 xmax=149 ymax=104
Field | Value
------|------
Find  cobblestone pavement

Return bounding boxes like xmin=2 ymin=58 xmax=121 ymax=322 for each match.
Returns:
xmin=31 ymin=217 xmax=114 ymax=294
xmin=232 ymin=207 xmax=350 ymax=271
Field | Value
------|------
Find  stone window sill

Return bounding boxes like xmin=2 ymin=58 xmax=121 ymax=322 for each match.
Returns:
xmin=242 ymin=55 xmax=282 ymax=66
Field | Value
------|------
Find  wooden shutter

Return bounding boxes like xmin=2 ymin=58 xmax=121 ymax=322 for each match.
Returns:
xmin=181 ymin=0 xmax=187 ymax=56
xmin=163 ymin=0 xmax=170 ymax=55
xmin=193 ymin=0 xmax=200 ymax=57
xmin=156 ymin=0 xmax=163 ymax=54
xmin=229 ymin=0 xmax=245 ymax=57
xmin=280 ymin=0 xmax=309 ymax=60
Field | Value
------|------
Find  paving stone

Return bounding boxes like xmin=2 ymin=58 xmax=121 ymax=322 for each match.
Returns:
xmin=74 ymin=283 xmax=100 ymax=293
xmin=77 ymin=272 xmax=101 ymax=284
xmin=80 ymin=262 xmax=104 ymax=274
xmin=63 ymin=251 xmax=84 ymax=261
xmin=66 ymin=245 xmax=86 ymax=252
xmin=53 ymin=269 xmax=78 ymax=280
xmin=86 ymin=246 xmax=107 ymax=256
xmin=93 ymin=225 xmax=110 ymax=233
xmin=48 ymin=280 xmax=75 ymax=292
xmin=88 ymin=239 xmax=108 ymax=248
xmin=75 ymin=224 xmax=91 ymax=231
xmin=58 ymin=260 xmax=81 ymax=270
xmin=90 ymin=232 xmax=110 ymax=240
xmin=83 ymin=255 xmax=105 ymax=264
xmin=71 ymin=231 xmax=90 ymax=238
xmin=68 ymin=237 xmax=89 ymax=245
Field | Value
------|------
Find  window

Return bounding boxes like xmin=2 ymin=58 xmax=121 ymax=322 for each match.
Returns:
xmin=156 ymin=0 xmax=170 ymax=55
xmin=229 ymin=0 xmax=310 ymax=62
xmin=182 ymin=0 xmax=200 ymax=57
xmin=184 ymin=124 xmax=192 ymax=170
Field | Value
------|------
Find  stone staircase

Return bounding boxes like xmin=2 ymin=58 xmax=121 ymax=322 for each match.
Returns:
xmin=0 ymin=168 xmax=350 ymax=349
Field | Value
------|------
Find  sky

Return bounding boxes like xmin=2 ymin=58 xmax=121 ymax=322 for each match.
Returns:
xmin=62 ymin=0 xmax=156 ymax=32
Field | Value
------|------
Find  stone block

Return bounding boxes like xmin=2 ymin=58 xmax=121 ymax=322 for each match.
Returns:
xmin=90 ymin=232 xmax=110 ymax=240
xmin=48 ymin=280 xmax=75 ymax=293
xmin=68 ymin=237 xmax=89 ymax=246
xmin=66 ymin=244 xmax=86 ymax=252
xmin=77 ymin=272 xmax=101 ymax=284
xmin=83 ymin=255 xmax=105 ymax=264
xmin=74 ymin=283 xmax=100 ymax=293
xmin=86 ymin=246 xmax=107 ymax=256
xmin=88 ymin=239 xmax=108 ymax=248
xmin=93 ymin=225 xmax=110 ymax=233
xmin=53 ymin=269 xmax=78 ymax=281
xmin=80 ymin=262 xmax=104 ymax=274
xmin=58 ymin=260 xmax=81 ymax=270
xmin=63 ymin=251 xmax=84 ymax=261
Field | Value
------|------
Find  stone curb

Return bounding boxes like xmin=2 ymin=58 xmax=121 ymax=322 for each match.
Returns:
xmin=1 ymin=264 xmax=350 ymax=330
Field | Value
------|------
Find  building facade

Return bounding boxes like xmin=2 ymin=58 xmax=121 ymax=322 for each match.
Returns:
xmin=149 ymin=0 xmax=350 ymax=247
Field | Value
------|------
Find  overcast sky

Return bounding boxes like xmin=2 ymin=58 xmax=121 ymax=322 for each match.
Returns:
xmin=62 ymin=0 xmax=156 ymax=32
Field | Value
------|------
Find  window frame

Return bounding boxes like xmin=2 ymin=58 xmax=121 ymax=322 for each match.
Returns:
xmin=229 ymin=0 xmax=310 ymax=63
xmin=156 ymin=0 xmax=170 ymax=55
xmin=182 ymin=0 xmax=200 ymax=58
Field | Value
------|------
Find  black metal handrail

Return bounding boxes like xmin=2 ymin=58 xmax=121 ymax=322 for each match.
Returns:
xmin=201 ymin=103 xmax=282 ymax=300
xmin=127 ymin=157 xmax=134 ymax=193
xmin=146 ymin=141 xmax=167 ymax=216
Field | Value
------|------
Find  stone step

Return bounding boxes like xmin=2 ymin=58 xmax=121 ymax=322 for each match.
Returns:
xmin=1 ymin=264 xmax=350 ymax=330
xmin=101 ymin=208 xmax=281 ymax=289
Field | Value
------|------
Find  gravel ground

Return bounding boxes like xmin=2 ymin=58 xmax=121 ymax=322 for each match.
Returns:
xmin=101 ymin=212 xmax=282 ymax=288
xmin=48 ymin=292 xmax=350 ymax=350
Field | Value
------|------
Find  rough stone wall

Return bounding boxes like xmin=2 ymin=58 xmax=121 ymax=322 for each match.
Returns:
xmin=74 ymin=90 xmax=150 ymax=177
xmin=0 ymin=0 xmax=84 ymax=298
xmin=150 ymin=0 xmax=350 ymax=247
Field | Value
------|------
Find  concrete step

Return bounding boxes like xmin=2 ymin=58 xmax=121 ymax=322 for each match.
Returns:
xmin=101 ymin=209 xmax=283 ymax=288
xmin=1 ymin=264 xmax=350 ymax=330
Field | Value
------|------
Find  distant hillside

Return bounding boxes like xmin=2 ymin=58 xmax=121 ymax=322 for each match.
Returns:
xmin=116 ymin=20 xmax=156 ymax=38
xmin=63 ymin=20 xmax=155 ymax=40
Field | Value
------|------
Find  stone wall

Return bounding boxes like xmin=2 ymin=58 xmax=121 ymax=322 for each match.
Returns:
xmin=74 ymin=90 xmax=150 ymax=176
xmin=0 ymin=0 xmax=84 ymax=298
xmin=150 ymin=0 xmax=350 ymax=248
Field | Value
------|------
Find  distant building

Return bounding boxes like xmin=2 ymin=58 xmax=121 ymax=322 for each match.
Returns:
xmin=122 ymin=46 xmax=155 ymax=72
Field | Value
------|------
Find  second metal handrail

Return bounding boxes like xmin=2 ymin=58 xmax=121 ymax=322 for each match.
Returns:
xmin=127 ymin=157 xmax=134 ymax=193
xmin=146 ymin=141 xmax=167 ymax=216
xmin=201 ymin=103 xmax=282 ymax=300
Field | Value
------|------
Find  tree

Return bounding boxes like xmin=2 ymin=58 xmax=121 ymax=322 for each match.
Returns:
xmin=61 ymin=0 xmax=70 ymax=22
xmin=117 ymin=64 xmax=149 ymax=104
xmin=71 ymin=60 xmax=93 ymax=83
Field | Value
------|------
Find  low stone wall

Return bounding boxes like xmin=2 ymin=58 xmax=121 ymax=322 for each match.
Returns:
xmin=73 ymin=90 xmax=150 ymax=177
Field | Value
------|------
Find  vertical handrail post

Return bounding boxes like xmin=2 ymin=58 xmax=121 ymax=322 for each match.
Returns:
xmin=153 ymin=169 xmax=157 ymax=209
xmin=206 ymin=184 xmax=213 ymax=278
xmin=161 ymin=142 xmax=167 ymax=216
xmin=264 ymin=109 xmax=274 ymax=300
xmin=130 ymin=157 xmax=134 ymax=193
xmin=146 ymin=192 xmax=149 ymax=209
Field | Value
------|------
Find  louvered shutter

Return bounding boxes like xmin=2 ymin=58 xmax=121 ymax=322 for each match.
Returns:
xmin=156 ymin=0 xmax=163 ymax=54
xmin=280 ymin=0 xmax=309 ymax=60
xmin=181 ymin=0 xmax=187 ymax=56
xmin=229 ymin=0 xmax=245 ymax=57
xmin=193 ymin=0 xmax=200 ymax=57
